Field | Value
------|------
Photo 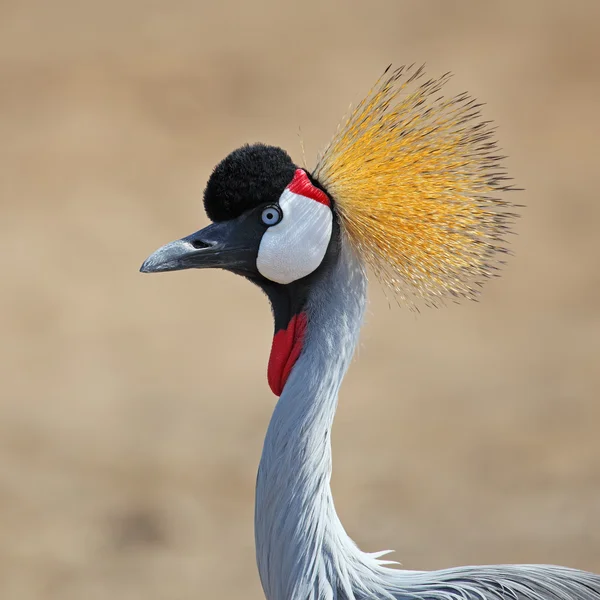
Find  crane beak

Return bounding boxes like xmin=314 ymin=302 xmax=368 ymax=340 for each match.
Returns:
xmin=140 ymin=220 xmax=259 ymax=274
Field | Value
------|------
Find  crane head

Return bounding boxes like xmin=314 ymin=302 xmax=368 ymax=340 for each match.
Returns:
xmin=140 ymin=65 xmax=519 ymax=393
xmin=140 ymin=143 xmax=337 ymax=288
xmin=142 ymin=66 xmax=519 ymax=307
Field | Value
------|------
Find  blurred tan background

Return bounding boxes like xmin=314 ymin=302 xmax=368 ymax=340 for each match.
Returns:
xmin=1 ymin=0 xmax=599 ymax=598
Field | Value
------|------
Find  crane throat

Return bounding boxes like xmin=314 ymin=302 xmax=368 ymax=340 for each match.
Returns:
xmin=267 ymin=311 xmax=307 ymax=396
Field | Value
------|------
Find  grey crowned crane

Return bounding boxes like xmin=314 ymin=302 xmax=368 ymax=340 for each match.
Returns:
xmin=140 ymin=65 xmax=600 ymax=600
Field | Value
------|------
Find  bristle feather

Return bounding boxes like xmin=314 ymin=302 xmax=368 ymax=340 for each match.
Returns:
xmin=313 ymin=65 xmax=519 ymax=307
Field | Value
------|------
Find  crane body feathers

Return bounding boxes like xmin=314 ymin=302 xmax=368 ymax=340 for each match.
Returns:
xmin=255 ymin=241 xmax=600 ymax=600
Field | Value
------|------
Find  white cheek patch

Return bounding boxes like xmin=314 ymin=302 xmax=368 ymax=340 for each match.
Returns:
xmin=257 ymin=187 xmax=333 ymax=284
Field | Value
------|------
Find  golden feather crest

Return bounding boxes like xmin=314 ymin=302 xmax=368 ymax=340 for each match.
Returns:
xmin=313 ymin=65 xmax=519 ymax=307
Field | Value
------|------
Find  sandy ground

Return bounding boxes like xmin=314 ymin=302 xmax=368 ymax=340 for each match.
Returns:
xmin=1 ymin=1 xmax=599 ymax=598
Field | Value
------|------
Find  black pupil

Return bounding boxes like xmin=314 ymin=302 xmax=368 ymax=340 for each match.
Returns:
xmin=266 ymin=211 xmax=274 ymax=220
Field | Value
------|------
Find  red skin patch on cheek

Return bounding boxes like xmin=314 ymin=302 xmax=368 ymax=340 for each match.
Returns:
xmin=287 ymin=169 xmax=330 ymax=207
xmin=267 ymin=312 xmax=308 ymax=396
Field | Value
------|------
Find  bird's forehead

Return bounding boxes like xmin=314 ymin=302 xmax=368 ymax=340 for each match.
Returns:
xmin=203 ymin=144 xmax=298 ymax=222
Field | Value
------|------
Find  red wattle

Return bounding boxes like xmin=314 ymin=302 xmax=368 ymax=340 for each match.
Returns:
xmin=267 ymin=312 xmax=308 ymax=396
xmin=287 ymin=169 xmax=330 ymax=206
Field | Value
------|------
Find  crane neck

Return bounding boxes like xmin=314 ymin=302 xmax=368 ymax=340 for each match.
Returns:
xmin=255 ymin=240 xmax=370 ymax=600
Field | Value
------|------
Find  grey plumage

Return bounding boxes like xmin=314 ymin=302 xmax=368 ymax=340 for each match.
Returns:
xmin=254 ymin=240 xmax=600 ymax=600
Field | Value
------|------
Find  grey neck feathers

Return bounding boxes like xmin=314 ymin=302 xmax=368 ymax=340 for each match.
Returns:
xmin=255 ymin=240 xmax=375 ymax=600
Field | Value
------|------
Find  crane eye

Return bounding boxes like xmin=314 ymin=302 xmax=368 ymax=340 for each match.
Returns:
xmin=261 ymin=205 xmax=283 ymax=227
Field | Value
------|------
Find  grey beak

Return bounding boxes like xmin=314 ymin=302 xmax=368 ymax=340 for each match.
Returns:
xmin=140 ymin=239 xmax=200 ymax=273
xmin=140 ymin=219 xmax=261 ymax=275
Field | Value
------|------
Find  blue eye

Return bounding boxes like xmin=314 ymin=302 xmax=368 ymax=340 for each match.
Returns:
xmin=261 ymin=205 xmax=283 ymax=226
